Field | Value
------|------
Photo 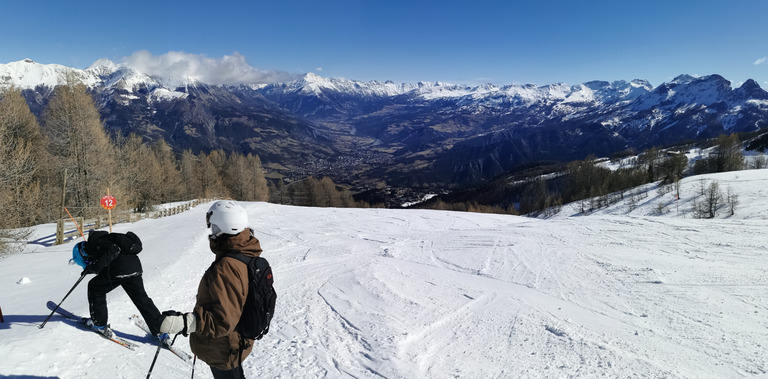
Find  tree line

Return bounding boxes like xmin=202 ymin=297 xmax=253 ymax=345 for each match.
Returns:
xmin=417 ymin=132 xmax=749 ymax=217
xmin=519 ymin=133 xmax=748 ymax=217
xmin=0 ymin=75 xmax=364 ymax=252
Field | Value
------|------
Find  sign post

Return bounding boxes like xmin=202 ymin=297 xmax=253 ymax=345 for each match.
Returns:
xmin=100 ymin=190 xmax=117 ymax=233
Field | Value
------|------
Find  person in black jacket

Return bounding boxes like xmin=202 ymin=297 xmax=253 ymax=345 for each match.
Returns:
xmin=71 ymin=230 xmax=163 ymax=338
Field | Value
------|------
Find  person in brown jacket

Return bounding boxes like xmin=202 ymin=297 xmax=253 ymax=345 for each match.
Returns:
xmin=160 ymin=200 xmax=263 ymax=379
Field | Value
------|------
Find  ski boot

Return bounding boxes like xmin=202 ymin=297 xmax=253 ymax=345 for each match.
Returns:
xmin=84 ymin=318 xmax=114 ymax=338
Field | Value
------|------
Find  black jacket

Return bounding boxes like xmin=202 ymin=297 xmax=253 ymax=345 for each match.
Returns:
xmin=83 ymin=231 xmax=143 ymax=278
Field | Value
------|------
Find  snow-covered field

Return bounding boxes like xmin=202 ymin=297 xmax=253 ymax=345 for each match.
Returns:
xmin=3 ymin=170 xmax=768 ymax=378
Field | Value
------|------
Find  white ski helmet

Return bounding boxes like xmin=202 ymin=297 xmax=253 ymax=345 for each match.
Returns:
xmin=206 ymin=200 xmax=249 ymax=238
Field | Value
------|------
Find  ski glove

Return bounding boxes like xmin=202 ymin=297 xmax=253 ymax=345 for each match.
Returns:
xmin=82 ymin=260 xmax=103 ymax=275
xmin=160 ymin=310 xmax=197 ymax=336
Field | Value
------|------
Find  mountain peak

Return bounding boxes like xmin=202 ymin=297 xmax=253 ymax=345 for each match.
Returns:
xmin=733 ymin=78 xmax=768 ymax=100
xmin=0 ymin=59 xmax=100 ymax=89
xmin=739 ymin=78 xmax=762 ymax=91
xmin=671 ymin=74 xmax=697 ymax=85
xmin=87 ymin=58 xmax=118 ymax=71
xmin=630 ymin=79 xmax=653 ymax=90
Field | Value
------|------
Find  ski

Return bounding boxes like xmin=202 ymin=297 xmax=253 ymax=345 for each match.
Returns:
xmin=45 ymin=301 xmax=138 ymax=350
xmin=130 ymin=314 xmax=193 ymax=363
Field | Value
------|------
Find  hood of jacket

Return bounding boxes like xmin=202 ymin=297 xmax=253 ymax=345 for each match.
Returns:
xmin=209 ymin=228 xmax=262 ymax=258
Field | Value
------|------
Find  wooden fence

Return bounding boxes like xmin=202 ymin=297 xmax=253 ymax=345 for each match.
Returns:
xmin=55 ymin=199 xmax=210 ymax=245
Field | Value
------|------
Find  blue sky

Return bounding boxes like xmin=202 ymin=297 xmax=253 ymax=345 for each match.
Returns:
xmin=3 ymin=0 xmax=768 ymax=88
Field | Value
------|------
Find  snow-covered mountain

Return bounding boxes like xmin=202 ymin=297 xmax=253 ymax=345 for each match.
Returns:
xmin=3 ymin=58 xmax=768 ymax=189
xmin=0 ymin=59 xmax=100 ymax=89
xmin=0 ymin=59 xmax=190 ymax=102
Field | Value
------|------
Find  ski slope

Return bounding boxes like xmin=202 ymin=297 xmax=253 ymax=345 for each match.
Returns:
xmin=3 ymin=170 xmax=768 ymax=378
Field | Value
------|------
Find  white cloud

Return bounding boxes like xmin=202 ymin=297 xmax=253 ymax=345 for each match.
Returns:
xmin=121 ymin=50 xmax=300 ymax=85
xmin=754 ymin=57 xmax=767 ymax=65
xmin=315 ymin=67 xmax=323 ymax=72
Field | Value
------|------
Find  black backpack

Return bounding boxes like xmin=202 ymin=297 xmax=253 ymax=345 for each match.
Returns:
xmin=226 ymin=251 xmax=276 ymax=340
xmin=82 ymin=231 xmax=142 ymax=274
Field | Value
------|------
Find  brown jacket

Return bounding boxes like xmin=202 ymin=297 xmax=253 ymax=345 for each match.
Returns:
xmin=190 ymin=229 xmax=263 ymax=370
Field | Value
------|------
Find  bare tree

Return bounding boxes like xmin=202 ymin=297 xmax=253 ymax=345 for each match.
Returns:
xmin=715 ymin=133 xmax=744 ymax=172
xmin=115 ymin=134 xmax=165 ymax=212
xmin=43 ymin=73 xmax=117 ymax=217
xmin=726 ymin=185 xmax=738 ymax=216
xmin=242 ymin=153 xmax=269 ymax=202
xmin=198 ymin=152 xmax=228 ymax=199
xmin=693 ymin=180 xmax=723 ymax=218
xmin=152 ymin=139 xmax=184 ymax=203
xmin=705 ymin=181 xmax=723 ymax=218
xmin=659 ymin=152 xmax=688 ymax=183
xmin=222 ymin=152 xmax=269 ymax=202
xmin=0 ymin=87 xmax=49 ymax=253
xmin=750 ymin=153 xmax=767 ymax=170
xmin=0 ymin=87 xmax=48 ymax=229
xmin=639 ymin=147 xmax=661 ymax=181
xmin=179 ymin=149 xmax=199 ymax=199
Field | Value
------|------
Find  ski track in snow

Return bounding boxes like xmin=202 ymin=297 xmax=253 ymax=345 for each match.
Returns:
xmin=4 ymin=170 xmax=768 ymax=377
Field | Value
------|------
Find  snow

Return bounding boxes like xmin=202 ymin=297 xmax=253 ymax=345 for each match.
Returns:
xmin=150 ymin=88 xmax=188 ymax=102
xmin=288 ymin=73 xmax=422 ymax=98
xmin=86 ymin=58 xmax=120 ymax=76
xmin=0 ymin=59 xmax=101 ymax=89
xmin=0 ymin=59 xmax=177 ymax=93
xmin=274 ymin=73 xmax=654 ymax=106
xmin=4 ymin=171 xmax=768 ymax=378
xmin=747 ymin=99 xmax=768 ymax=108
xmin=562 ymin=84 xmax=595 ymax=103
xmin=400 ymin=194 xmax=438 ymax=208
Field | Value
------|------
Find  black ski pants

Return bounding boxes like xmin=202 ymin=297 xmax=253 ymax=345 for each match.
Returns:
xmin=87 ymin=272 xmax=162 ymax=335
xmin=210 ymin=365 xmax=245 ymax=379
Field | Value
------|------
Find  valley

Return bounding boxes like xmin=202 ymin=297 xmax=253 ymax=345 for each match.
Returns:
xmin=4 ymin=59 xmax=768 ymax=199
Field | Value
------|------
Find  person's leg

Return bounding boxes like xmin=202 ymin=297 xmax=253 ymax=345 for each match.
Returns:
xmin=87 ymin=274 xmax=121 ymax=327
xmin=121 ymin=275 xmax=163 ymax=335
xmin=209 ymin=365 xmax=244 ymax=379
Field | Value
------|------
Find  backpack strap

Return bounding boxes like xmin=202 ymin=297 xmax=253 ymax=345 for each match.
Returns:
xmin=222 ymin=251 xmax=254 ymax=355
xmin=224 ymin=251 xmax=251 ymax=266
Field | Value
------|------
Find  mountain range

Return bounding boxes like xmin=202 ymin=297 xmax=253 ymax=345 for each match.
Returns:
xmin=3 ymin=58 xmax=768 ymax=190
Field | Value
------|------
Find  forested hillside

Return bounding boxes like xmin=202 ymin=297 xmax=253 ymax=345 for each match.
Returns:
xmin=0 ymin=82 xmax=363 ymax=254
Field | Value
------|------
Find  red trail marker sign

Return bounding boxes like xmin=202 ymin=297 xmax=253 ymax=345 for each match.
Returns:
xmin=100 ymin=192 xmax=116 ymax=232
xmin=100 ymin=195 xmax=116 ymax=210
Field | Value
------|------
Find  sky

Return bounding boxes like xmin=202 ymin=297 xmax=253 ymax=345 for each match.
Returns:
xmin=2 ymin=0 xmax=768 ymax=88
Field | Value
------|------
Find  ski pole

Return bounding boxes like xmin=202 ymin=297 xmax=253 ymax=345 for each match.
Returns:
xmin=190 ymin=355 xmax=196 ymax=379
xmin=146 ymin=341 xmax=163 ymax=379
xmin=39 ymin=272 xmax=87 ymax=329
xmin=146 ymin=333 xmax=180 ymax=379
